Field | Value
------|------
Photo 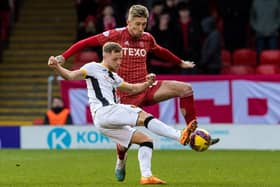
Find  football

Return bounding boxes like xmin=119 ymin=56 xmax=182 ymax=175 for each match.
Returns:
xmin=190 ymin=128 xmax=211 ymax=152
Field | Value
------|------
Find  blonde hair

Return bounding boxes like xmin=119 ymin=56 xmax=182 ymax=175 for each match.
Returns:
xmin=128 ymin=5 xmax=149 ymax=21
xmin=102 ymin=42 xmax=122 ymax=53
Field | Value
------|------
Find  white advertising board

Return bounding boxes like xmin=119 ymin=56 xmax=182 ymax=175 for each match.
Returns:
xmin=21 ymin=125 xmax=280 ymax=150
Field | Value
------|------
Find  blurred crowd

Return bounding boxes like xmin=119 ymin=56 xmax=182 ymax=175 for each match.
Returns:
xmin=74 ymin=0 xmax=280 ymax=75
xmin=0 ymin=0 xmax=22 ymax=63
xmin=1 ymin=0 xmax=280 ymax=74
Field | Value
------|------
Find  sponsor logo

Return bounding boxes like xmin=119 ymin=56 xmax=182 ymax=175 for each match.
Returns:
xmin=76 ymin=131 xmax=110 ymax=144
xmin=47 ymin=128 xmax=71 ymax=149
xmin=47 ymin=128 xmax=111 ymax=149
xmin=102 ymin=31 xmax=109 ymax=37
xmin=122 ymin=48 xmax=146 ymax=57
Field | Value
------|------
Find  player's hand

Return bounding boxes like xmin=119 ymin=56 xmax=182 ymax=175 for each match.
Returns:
xmin=146 ymin=73 xmax=156 ymax=86
xmin=55 ymin=55 xmax=65 ymax=65
xmin=48 ymin=56 xmax=59 ymax=69
xmin=180 ymin=60 xmax=195 ymax=69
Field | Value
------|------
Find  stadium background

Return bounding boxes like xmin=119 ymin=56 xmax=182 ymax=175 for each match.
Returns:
xmin=1 ymin=1 xmax=280 ymax=186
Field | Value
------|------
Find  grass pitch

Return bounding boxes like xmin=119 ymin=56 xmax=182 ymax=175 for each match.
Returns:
xmin=0 ymin=149 xmax=279 ymax=187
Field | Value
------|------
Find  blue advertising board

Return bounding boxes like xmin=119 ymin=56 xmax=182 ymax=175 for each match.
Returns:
xmin=0 ymin=126 xmax=20 ymax=148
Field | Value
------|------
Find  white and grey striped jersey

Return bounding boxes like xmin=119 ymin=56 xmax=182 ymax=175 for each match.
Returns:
xmin=80 ymin=62 xmax=123 ymax=112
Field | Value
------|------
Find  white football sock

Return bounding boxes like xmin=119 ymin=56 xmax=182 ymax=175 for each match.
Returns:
xmin=138 ymin=145 xmax=153 ymax=177
xmin=147 ymin=118 xmax=181 ymax=141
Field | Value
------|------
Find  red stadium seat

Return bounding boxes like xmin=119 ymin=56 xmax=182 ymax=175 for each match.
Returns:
xmin=221 ymin=66 xmax=230 ymax=74
xmin=260 ymin=50 xmax=280 ymax=65
xmin=255 ymin=64 xmax=280 ymax=75
xmin=0 ymin=11 xmax=11 ymax=41
xmin=221 ymin=49 xmax=231 ymax=66
xmin=74 ymin=51 xmax=100 ymax=64
xmin=220 ymin=49 xmax=231 ymax=74
xmin=232 ymin=48 xmax=257 ymax=66
xmin=225 ymin=65 xmax=255 ymax=75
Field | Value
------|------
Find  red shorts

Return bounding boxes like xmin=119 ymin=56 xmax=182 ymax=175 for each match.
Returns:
xmin=120 ymin=81 xmax=162 ymax=107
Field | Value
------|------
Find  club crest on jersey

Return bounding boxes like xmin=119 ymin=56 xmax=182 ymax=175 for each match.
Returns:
xmin=122 ymin=47 xmax=146 ymax=57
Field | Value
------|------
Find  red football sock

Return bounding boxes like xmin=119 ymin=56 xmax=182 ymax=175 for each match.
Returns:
xmin=116 ymin=144 xmax=127 ymax=160
xmin=179 ymin=94 xmax=197 ymax=125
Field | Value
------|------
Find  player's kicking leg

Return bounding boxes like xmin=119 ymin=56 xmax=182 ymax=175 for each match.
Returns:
xmin=179 ymin=94 xmax=220 ymax=145
xmin=151 ymin=81 xmax=220 ymax=145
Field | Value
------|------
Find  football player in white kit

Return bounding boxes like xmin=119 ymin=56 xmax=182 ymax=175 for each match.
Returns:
xmin=48 ymin=42 xmax=190 ymax=185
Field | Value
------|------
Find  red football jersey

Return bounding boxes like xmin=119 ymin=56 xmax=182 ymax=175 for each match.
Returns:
xmin=96 ymin=27 xmax=156 ymax=84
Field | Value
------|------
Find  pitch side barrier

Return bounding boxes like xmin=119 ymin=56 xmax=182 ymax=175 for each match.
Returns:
xmin=1 ymin=125 xmax=280 ymax=150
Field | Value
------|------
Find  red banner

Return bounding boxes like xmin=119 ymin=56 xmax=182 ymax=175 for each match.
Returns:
xmin=61 ymin=75 xmax=280 ymax=125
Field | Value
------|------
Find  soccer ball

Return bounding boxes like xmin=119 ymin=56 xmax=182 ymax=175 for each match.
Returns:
xmin=189 ymin=128 xmax=211 ymax=152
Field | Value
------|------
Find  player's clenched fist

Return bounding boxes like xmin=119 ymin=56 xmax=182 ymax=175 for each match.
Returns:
xmin=146 ymin=73 xmax=156 ymax=85
xmin=180 ymin=60 xmax=196 ymax=69
xmin=146 ymin=73 xmax=155 ymax=81
xmin=55 ymin=55 xmax=65 ymax=65
xmin=48 ymin=56 xmax=59 ymax=69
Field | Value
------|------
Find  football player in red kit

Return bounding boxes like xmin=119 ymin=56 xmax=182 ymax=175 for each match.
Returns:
xmin=55 ymin=4 xmax=219 ymax=183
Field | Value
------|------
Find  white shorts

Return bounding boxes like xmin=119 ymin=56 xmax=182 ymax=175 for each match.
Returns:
xmin=94 ymin=104 xmax=142 ymax=148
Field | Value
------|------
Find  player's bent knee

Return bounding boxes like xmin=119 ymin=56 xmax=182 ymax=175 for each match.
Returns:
xmin=181 ymin=83 xmax=193 ymax=97
xmin=185 ymin=82 xmax=192 ymax=89
xmin=131 ymin=130 xmax=153 ymax=144
xmin=137 ymin=111 xmax=153 ymax=126
xmin=183 ymin=82 xmax=193 ymax=91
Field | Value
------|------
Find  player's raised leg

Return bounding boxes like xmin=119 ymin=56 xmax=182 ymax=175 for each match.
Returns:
xmin=153 ymin=80 xmax=219 ymax=145
xmin=152 ymin=80 xmax=197 ymax=143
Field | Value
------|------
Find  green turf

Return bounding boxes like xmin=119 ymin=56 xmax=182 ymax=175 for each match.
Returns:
xmin=0 ymin=150 xmax=279 ymax=187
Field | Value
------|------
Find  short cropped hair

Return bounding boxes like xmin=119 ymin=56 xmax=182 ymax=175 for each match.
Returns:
xmin=51 ymin=96 xmax=63 ymax=104
xmin=128 ymin=5 xmax=149 ymax=20
xmin=102 ymin=42 xmax=122 ymax=53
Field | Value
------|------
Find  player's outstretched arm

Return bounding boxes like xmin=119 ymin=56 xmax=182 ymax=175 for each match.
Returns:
xmin=55 ymin=35 xmax=101 ymax=65
xmin=151 ymin=44 xmax=195 ymax=69
xmin=118 ymin=73 xmax=156 ymax=94
xmin=48 ymin=56 xmax=85 ymax=80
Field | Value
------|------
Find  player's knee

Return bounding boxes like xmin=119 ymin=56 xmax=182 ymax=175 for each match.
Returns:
xmin=137 ymin=111 xmax=153 ymax=126
xmin=181 ymin=83 xmax=193 ymax=97
xmin=131 ymin=130 xmax=152 ymax=144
